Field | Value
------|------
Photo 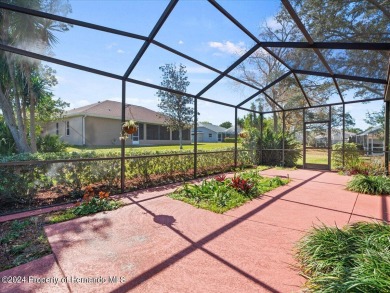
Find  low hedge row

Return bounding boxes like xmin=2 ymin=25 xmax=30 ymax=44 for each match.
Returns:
xmin=0 ymin=149 xmax=255 ymax=214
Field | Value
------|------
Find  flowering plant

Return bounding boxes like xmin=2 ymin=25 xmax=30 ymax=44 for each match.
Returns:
xmin=74 ymin=185 xmax=120 ymax=215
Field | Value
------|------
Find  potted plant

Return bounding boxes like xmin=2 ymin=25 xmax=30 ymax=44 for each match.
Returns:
xmin=239 ymin=130 xmax=249 ymax=138
xmin=122 ymin=120 xmax=138 ymax=135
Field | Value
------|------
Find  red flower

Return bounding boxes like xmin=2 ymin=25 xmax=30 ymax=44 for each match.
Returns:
xmin=215 ymin=174 xmax=226 ymax=182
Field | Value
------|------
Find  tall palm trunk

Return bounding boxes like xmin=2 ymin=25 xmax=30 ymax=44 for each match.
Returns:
xmin=25 ymin=64 xmax=37 ymax=153
xmin=4 ymin=58 xmax=31 ymax=153
xmin=0 ymin=86 xmax=31 ymax=153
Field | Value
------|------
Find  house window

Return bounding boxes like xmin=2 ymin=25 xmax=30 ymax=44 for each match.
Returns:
xmin=172 ymin=130 xmax=179 ymax=140
xmin=182 ymin=129 xmax=190 ymax=140
xmin=172 ymin=129 xmax=190 ymax=140
xmin=146 ymin=124 xmax=159 ymax=140
xmin=139 ymin=123 xmax=144 ymax=140
xmin=160 ymin=126 xmax=170 ymax=140
xmin=146 ymin=124 xmax=171 ymax=140
xmin=66 ymin=121 xmax=70 ymax=136
xmin=56 ymin=123 xmax=59 ymax=135
xmin=209 ymin=133 xmax=212 ymax=138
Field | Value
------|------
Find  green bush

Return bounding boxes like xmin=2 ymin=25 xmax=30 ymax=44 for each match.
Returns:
xmin=296 ymin=222 xmax=390 ymax=292
xmin=0 ymin=116 xmax=16 ymax=156
xmin=37 ymin=134 xmax=68 ymax=153
xmin=0 ymin=148 xmax=255 ymax=214
xmin=73 ymin=197 xmax=121 ymax=216
xmin=170 ymin=170 xmax=288 ymax=213
xmin=332 ymin=142 xmax=361 ymax=170
xmin=223 ymin=137 xmax=241 ymax=143
xmin=347 ymin=175 xmax=390 ymax=195
xmin=241 ymin=127 xmax=301 ymax=167
xmin=262 ymin=129 xmax=301 ymax=167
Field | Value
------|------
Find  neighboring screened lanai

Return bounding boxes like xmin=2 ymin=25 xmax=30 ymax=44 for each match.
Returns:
xmin=0 ymin=0 xmax=389 ymax=193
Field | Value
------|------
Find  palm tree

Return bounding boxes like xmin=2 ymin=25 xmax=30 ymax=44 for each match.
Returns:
xmin=0 ymin=0 xmax=71 ymax=153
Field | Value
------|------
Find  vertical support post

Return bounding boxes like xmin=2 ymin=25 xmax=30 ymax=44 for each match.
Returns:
xmin=194 ymin=98 xmax=198 ymax=179
xmin=282 ymin=111 xmax=285 ymax=166
xmin=385 ymin=101 xmax=389 ymax=175
xmin=328 ymin=106 xmax=332 ymax=170
xmin=342 ymin=104 xmax=346 ymax=168
xmin=303 ymin=109 xmax=306 ymax=169
xmin=260 ymin=113 xmax=263 ymax=165
xmin=234 ymin=107 xmax=238 ymax=168
xmin=120 ymin=80 xmax=126 ymax=193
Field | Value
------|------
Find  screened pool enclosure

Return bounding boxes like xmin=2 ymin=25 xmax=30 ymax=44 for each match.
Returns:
xmin=0 ymin=0 xmax=389 ymax=208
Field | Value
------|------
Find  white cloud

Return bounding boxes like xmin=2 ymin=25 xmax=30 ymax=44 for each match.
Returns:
xmin=127 ymin=98 xmax=156 ymax=105
xmin=106 ymin=42 xmax=117 ymax=49
xmin=117 ymin=49 xmax=125 ymax=54
xmin=178 ymin=40 xmax=184 ymax=45
xmin=208 ymin=41 xmax=246 ymax=56
xmin=67 ymin=99 xmax=91 ymax=109
xmin=264 ymin=16 xmax=282 ymax=30
xmin=55 ymin=75 xmax=67 ymax=83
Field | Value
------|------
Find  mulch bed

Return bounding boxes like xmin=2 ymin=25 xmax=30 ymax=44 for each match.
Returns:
xmin=0 ymin=167 xmax=234 ymax=216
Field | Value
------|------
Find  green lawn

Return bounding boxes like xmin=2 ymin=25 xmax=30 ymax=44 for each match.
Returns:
xmin=66 ymin=142 xmax=240 ymax=155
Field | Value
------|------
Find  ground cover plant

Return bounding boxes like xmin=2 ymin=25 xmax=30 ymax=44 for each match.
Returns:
xmin=0 ymin=216 xmax=51 ymax=271
xmin=296 ymin=222 xmax=390 ymax=292
xmin=170 ymin=170 xmax=289 ymax=213
xmin=0 ymin=187 xmax=122 ymax=272
xmin=347 ymin=175 xmax=390 ymax=195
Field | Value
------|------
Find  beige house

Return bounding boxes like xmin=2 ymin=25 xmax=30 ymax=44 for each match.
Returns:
xmin=43 ymin=100 xmax=191 ymax=146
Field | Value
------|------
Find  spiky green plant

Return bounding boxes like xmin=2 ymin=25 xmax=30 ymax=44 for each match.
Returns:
xmin=347 ymin=175 xmax=390 ymax=195
xmin=296 ymin=222 xmax=390 ymax=292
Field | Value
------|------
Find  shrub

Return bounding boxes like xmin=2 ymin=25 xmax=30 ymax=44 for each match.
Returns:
xmin=170 ymin=170 xmax=288 ymax=213
xmin=296 ymin=222 xmax=390 ymax=292
xmin=0 ymin=116 xmax=16 ymax=156
xmin=261 ymin=129 xmax=301 ymax=167
xmin=72 ymin=186 xmax=121 ymax=216
xmin=37 ymin=134 xmax=68 ymax=153
xmin=0 ymin=148 xmax=255 ymax=214
xmin=332 ymin=142 xmax=361 ymax=170
xmin=241 ymin=126 xmax=301 ymax=167
xmin=223 ymin=137 xmax=242 ymax=143
xmin=347 ymin=175 xmax=390 ymax=195
xmin=230 ymin=176 xmax=254 ymax=195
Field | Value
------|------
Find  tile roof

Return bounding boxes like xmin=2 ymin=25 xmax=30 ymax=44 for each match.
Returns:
xmin=357 ymin=125 xmax=383 ymax=136
xmin=198 ymin=123 xmax=227 ymax=133
xmin=225 ymin=126 xmax=242 ymax=134
xmin=64 ymin=100 xmax=166 ymax=124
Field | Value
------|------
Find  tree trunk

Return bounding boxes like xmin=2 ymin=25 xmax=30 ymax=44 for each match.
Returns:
xmin=273 ymin=112 xmax=278 ymax=132
xmin=22 ymin=97 xmax=27 ymax=130
xmin=6 ymin=58 xmax=29 ymax=145
xmin=0 ymin=87 xmax=31 ymax=153
xmin=179 ymin=128 xmax=183 ymax=150
xmin=25 ymin=66 xmax=37 ymax=153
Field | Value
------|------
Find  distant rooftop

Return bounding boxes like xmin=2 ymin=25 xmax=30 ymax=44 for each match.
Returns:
xmin=64 ymin=100 xmax=165 ymax=124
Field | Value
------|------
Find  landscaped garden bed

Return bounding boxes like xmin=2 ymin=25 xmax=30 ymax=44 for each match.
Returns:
xmin=170 ymin=170 xmax=289 ymax=213
xmin=0 ymin=187 xmax=122 ymax=272
xmin=296 ymin=222 xmax=390 ymax=292
xmin=0 ymin=149 xmax=254 ymax=215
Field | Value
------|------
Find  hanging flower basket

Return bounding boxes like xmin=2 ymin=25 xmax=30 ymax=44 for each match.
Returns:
xmin=123 ymin=125 xmax=138 ymax=134
xmin=239 ymin=131 xmax=249 ymax=138
xmin=122 ymin=120 xmax=138 ymax=135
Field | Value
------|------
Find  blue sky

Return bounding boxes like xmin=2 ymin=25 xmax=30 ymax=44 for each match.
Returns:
xmin=35 ymin=0 xmax=381 ymax=130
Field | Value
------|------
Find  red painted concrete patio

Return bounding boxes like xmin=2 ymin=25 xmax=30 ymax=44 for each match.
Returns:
xmin=1 ymin=169 xmax=388 ymax=293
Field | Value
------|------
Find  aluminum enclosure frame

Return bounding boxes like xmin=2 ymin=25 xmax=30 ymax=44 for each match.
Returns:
xmin=0 ymin=0 xmax=389 ymax=191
